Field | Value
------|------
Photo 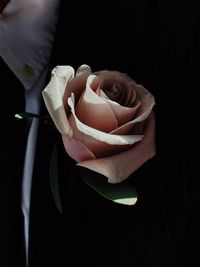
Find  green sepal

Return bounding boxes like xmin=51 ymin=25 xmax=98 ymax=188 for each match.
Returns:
xmin=15 ymin=112 xmax=50 ymax=121
xmin=15 ymin=112 xmax=41 ymax=120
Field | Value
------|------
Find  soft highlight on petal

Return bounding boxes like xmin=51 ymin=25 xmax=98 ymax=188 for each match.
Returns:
xmin=68 ymin=113 xmax=132 ymax=158
xmin=76 ymin=64 xmax=92 ymax=76
xmin=62 ymin=71 xmax=91 ymax=115
xmin=68 ymin=93 xmax=143 ymax=146
xmin=42 ymin=66 xmax=74 ymax=135
xmin=62 ymin=135 xmax=95 ymax=162
xmin=75 ymin=75 xmax=118 ymax=132
xmin=77 ymin=112 xmax=156 ymax=183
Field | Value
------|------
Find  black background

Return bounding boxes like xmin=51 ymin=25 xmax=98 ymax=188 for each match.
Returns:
xmin=1 ymin=0 xmax=199 ymax=266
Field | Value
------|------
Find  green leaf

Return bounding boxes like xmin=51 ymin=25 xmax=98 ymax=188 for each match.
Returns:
xmin=49 ymin=141 xmax=62 ymax=213
xmin=78 ymin=167 xmax=137 ymax=205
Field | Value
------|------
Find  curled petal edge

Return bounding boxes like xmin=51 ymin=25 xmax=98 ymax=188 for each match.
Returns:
xmin=68 ymin=93 xmax=143 ymax=145
xmin=42 ymin=65 xmax=75 ymax=136
xmin=77 ymin=112 xmax=156 ymax=184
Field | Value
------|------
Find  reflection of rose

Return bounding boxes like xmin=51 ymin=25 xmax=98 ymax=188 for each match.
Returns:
xmin=42 ymin=65 xmax=156 ymax=183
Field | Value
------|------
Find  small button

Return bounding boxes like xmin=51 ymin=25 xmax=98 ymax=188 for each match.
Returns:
xmin=21 ymin=64 xmax=35 ymax=78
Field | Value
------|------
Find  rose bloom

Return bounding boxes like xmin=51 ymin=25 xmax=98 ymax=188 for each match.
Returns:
xmin=42 ymin=65 xmax=156 ymax=183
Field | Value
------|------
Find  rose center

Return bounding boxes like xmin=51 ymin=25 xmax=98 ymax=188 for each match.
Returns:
xmin=103 ymin=83 xmax=122 ymax=102
xmin=102 ymin=82 xmax=136 ymax=107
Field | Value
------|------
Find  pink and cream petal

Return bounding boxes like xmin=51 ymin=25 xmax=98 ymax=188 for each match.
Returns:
xmin=76 ymin=64 xmax=92 ymax=76
xmin=103 ymin=97 xmax=141 ymax=126
xmin=68 ymin=113 xmax=132 ymax=158
xmin=77 ymin=113 xmax=156 ymax=184
xmin=110 ymin=84 xmax=155 ymax=135
xmin=62 ymin=72 xmax=91 ymax=115
xmin=68 ymin=93 xmax=143 ymax=146
xmin=131 ymin=83 xmax=155 ymax=123
xmin=42 ymin=66 xmax=74 ymax=136
xmin=110 ymin=123 xmax=136 ymax=136
xmin=62 ymin=135 xmax=95 ymax=162
xmin=75 ymin=75 xmax=118 ymax=132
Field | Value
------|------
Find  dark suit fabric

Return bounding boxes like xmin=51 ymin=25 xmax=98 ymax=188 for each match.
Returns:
xmin=29 ymin=2 xmax=162 ymax=267
xmin=29 ymin=1 xmax=199 ymax=267
xmin=0 ymin=58 xmax=26 ymax=267
xmin=1 ymin=0 xmax=199 ymax=267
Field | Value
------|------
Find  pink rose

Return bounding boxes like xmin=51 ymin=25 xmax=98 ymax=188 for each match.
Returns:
xmin=42 ymin=65 xmax=156 ymax=183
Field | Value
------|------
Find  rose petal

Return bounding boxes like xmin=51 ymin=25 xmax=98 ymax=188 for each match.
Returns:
xmin=77 ymin=112 xmax=156 ymax=183
xmin=99 ymin=89 xmax=141 ymax=126
xmin=68 ymin=113 xmax=131 ymax=157
xmin=131 ymin=83 xmax=155 ymax=123
xmin=125 ymin=85 xmax=137 ymax=107
xmin=68 ymin=93 xmax=143 ymax=145
xmin=62 ymin=70 xmax=91 ymax=115
xmin=62 ymin=135 xmax=95 ymax=162
xmin=75 ymin=75 xmax=118 ymax=132
xmin=95 ymin=71 xmax=137 ymax=107
xmin=110 ymin=123 xmax=136 ymax=136
xmin=110 ymin=83 xmax=155 ymax=135
xmin=42 ymin=66 xmax=74 ymax=135
xmin=76 ymin=64 xmax=92 ymax=76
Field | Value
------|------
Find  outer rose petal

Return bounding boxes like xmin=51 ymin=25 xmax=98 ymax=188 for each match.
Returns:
xmin=42 ymin=66 xmax=74 ymax=135
xmin=62 ymin=135 xmax=95 ymax=162
xmin=77 ymin=112 xmax=156 ymax=183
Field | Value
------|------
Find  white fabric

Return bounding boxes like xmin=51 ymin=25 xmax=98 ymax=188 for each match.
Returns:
xmin=22 ymin=67 xmax=49 ymax=267
xmin=0 ymin=0 xmax=59 ymax=89
xmin=0 ymin=1 xmax=60 ymax=266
